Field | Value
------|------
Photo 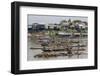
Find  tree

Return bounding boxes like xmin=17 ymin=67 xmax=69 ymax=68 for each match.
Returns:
xmin=68 ymin=19 xmax=71 ymax=23
xmin=73 ymin=20 xmax=82 ymax=23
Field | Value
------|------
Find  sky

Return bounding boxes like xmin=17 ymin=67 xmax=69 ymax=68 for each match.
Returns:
xmin=28 ymin=14 xmax=88 ymax=25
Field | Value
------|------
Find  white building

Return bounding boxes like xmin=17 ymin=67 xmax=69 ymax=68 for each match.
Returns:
xmin=45 ymin=23 xmax=60 ymax=29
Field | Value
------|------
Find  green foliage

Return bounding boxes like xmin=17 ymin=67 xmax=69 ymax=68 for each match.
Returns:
xmin=73 ymin=20 xmax=82 ymax=23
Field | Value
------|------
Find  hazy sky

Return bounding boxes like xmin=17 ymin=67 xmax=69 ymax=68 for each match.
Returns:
xmin=28 ymin=14 xmax=88 ymax=25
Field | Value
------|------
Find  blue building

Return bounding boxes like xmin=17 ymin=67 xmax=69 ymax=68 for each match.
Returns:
xmin=28 ymin=23 xmax=45 ymax=33
xmin=32 ymin=23 xmax=45 ymax=32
